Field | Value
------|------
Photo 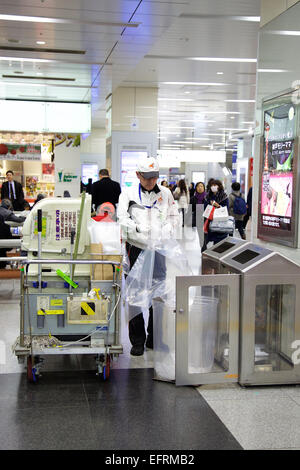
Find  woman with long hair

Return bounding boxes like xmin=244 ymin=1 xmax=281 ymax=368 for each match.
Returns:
xmin=202 ymin=179 xmax=228 ymax=252
xmin=173 ymin=179 xmax=190 ymax=227
xmin=190 ymin=181 xmax=207 ymax=248
xmin=189 ymin=182 xmax=195 ymax=199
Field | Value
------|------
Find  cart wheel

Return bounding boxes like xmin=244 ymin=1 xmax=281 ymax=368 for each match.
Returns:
xmin=27 ymin=356 xmax=37 ymax=384
xmin=102 ymin=355 xmax=111 ymax=381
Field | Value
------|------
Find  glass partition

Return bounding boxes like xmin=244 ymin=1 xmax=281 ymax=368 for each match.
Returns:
xmin=255 ymin=284 xmax=296 ymax=372
xmin=188 ymin=286 xmax=229 ymax=374
xmin=175 ymin=274 xmax=239 ymax=386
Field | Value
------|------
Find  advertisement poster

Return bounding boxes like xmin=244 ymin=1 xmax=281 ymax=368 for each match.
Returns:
xmin=26 ymin=176 xmax=38 ymax=197
xmin=258 ymin=100 xmax=298 ymax=246
xmin=0 ymin=143 xmax=41 ymax=161
xmin=42 ymin=163 xmax=55 ymax=182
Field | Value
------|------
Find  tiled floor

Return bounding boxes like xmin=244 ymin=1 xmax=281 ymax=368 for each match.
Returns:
xmin=0 ymin=369 xmax=241 ymax=450
xmin=197 ymin=383 xmax=300 ymax=450
xmin=0 ymin=223 xmax=300 ymax=450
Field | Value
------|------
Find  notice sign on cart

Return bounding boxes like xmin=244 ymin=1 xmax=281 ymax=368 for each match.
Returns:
xmin=0 ymin=143 xmax=41 ymax=160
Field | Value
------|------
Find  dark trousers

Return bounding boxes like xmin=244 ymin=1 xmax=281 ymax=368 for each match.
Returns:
xmin=126 ymin=242 xmax=166 ymax=347
xmin=243 ymin=212 xmax=250 ymax=229
xmin=181 ymin=208 xmax=185 ymax=227
xmin=235 ymin=219 xmax=245 ymax=238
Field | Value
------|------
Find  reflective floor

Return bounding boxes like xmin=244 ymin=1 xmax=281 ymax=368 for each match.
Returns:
xmin=0 ymin=223 xmax=300 ymax=449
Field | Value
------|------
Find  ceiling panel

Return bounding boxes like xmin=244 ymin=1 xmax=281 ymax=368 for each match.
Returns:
xmin=0 ymin=0 xmax=261 ymax=141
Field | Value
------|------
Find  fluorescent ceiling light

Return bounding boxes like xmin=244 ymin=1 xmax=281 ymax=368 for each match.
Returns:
xmin=0 ymin=14 xmax=140 ymax=27
xmin=219 ymin=128 xmax=248 ymax=131
xmin=264 ymin=30 xmax=300 ymax=36
xmin=162 ymin=81 xmax=227 ymax=86
xmin=158 ymin=98 xmax=194 ymax=102
xmin=242 ymin=121 xmax=255 ymax=124
xmin=187 ymin=57 xmax=257 ymax=63
xmin=183 ymin=137 xmax=211 ymax=141
xmin=217 ymin=72 xmax=224 ymax=75
xmin=225 ymin=99 xmax=256 ymax=103
xmin=200 ymin=111 xmax=241 ymax=114
xmin=180 ymin=120 xmax=216 ymax=123
xmin=165 ymin=126 xmax=195 ymax=129
xmin=0 ymin=56 xmax=52 ymax=63
xmin=158 ymin=132 xmax=181 ymax=135
xmin=257 ymin=69 xmax=287 ymax=73
xmin=201 ymin=133 xmax=226 ymax=136
xmin=180 ymin=14 xmax=260 ymax=22
xmin=36 ymin=41 xmax=46 ymax=45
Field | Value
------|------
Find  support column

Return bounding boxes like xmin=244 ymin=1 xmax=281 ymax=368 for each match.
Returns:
xmin=105 ymin=87 xmax=158 ymax=184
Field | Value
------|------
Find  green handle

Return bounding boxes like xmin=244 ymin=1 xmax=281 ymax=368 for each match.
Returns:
xmin=56 ymin=269 xmax=78 ymax=288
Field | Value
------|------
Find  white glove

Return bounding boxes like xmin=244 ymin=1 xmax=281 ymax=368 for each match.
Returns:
xmin=136 ymin=223 xmax=151 ymax=235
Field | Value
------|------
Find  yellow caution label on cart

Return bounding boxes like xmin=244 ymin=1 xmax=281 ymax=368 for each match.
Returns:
xmin=80 ymin=302 xmax=96 ymax=316
xmin=50 ymin=299 xmax=63 ymax=306
xmin=37 ymin=309 xmax=65 ymax=315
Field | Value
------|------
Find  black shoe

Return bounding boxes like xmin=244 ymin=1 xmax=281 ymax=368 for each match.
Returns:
xmin=130 ymin=345 xmax=144 ymax=356
xmin=145 ymin=336 xmax=153 ymax=350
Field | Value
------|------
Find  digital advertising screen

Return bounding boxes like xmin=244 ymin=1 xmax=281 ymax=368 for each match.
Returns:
xmin=81 ymin=164 xmax=99 ymax=185
xmin=258 ymin=98 xmax=298 ymax=247
xmin=120 ymin=150 xmax=148 ymax=189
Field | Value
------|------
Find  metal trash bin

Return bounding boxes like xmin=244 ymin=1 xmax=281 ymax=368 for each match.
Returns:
xmin=218 ymin=242 xmax=300 ymax=386
xmin=175 ymin=240 xmax=300 ymax=387
xmin=202 ymin=237 xmax=249 ymax=275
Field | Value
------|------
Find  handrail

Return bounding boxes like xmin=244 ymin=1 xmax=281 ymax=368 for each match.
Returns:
xmin=0 ymin=257 xmax=121 ymax=266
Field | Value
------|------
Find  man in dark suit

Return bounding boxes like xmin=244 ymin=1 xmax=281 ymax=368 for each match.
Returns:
xmin=1 ymin=170 xmax=25 ymax=211
xmin=91 ymin=169 xmax=121 ymax=213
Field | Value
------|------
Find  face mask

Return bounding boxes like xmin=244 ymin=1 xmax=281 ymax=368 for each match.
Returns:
xmin=211 ymin=185 xmax=218 ymax=193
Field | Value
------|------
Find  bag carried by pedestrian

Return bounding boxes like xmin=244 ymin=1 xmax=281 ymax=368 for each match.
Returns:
xmin=212 ymin=206 xmax=229 ymax=221
xmin=233 ymin=195 xmax=247 ymax=215
xmin=209 ymin=216 xmax=235 ymax=234
xmin=203 ymin=204 xmax=215 ymax=220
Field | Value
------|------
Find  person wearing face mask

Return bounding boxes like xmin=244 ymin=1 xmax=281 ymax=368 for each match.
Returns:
xmin=202 ymin=179 xmax=229 ymax=252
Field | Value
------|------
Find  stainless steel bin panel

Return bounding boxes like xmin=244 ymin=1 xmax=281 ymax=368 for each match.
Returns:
xmin=176 ymin=274 xmax=240 ymax=386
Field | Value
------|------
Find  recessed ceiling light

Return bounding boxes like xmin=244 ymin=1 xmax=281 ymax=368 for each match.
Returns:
xmin=230 ymin=116 xmax=235 ymax=119
xmin=264 ymin=30 xmax=300 ymax=36
xmin=0 ymin=56 xmax=52 ymax=63
xmin=36 ymin=40 xmax=46 ymax=45
xmin=201 ymin=111 xmax=241 ymax=115
xmin=162 ymin=81 xmax=227 ymax=86
xmin=187 ymin=57 xmax=257 ymax=63
xmin=219 ymin=128 xmax=248 ymax=131
xmin=257 ymin=69 xmax=287 ymax=73
xmin=158 ymin=98 xmax=194 ymax=102
xmin=225 ymin=99 xmax=256 ymax=103
xmin=0 ymin=14 xmax=140 ymax=27
xmin=217 ymin=72 xmax=224 ymax=75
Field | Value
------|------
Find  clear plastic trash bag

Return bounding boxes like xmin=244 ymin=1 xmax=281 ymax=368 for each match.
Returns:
xmin=123 ymin=239 xmax=192 ymax=322
xmin=153 ymin=292 xmax=219 ymax=382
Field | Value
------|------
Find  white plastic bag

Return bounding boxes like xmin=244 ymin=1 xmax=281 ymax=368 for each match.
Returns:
xmin=87 ymin=219 xmax=121 ymax=254
xmin=213 ymin=206 xmax=228 ymax=221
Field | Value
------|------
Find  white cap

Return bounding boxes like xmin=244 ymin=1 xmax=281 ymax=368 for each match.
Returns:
xmin=136 ymin=156 xmax=159 ymax=179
